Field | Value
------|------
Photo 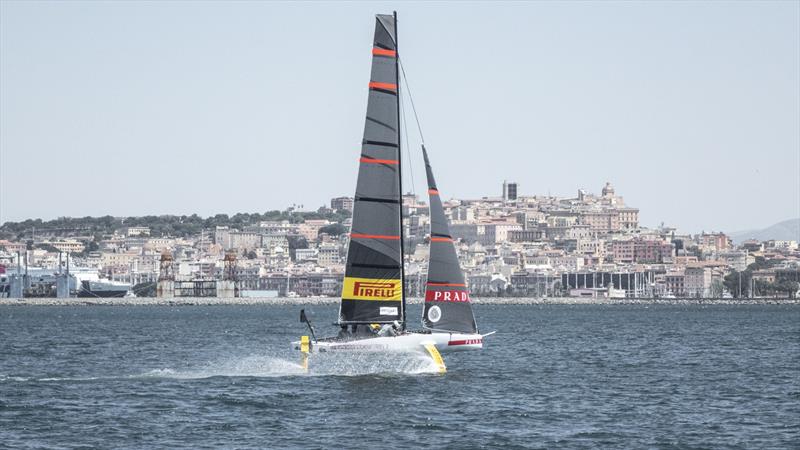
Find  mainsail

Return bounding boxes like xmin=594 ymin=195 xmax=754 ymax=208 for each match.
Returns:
xmin=339 ymin=13 xmax=405 ymax=325
xmin=422 ymin=146 xmax=478 ymax=334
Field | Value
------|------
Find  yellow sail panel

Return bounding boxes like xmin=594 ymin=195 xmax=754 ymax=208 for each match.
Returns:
xmin=342 ymin=277 xmax=402 ymax=301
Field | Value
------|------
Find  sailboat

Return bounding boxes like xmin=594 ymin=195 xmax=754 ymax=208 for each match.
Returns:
xmin=293 ymin=12 xmax=489 ymax=372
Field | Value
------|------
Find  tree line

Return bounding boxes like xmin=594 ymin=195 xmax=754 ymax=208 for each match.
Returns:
xmin=0 ymin=209 xmax=351 ymax=241
xmin=723 ymin=256 xmax=799 ymax=298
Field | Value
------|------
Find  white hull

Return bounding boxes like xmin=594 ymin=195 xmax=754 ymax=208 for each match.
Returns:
xmin=293 ymin=331 xmax=484 ymax=354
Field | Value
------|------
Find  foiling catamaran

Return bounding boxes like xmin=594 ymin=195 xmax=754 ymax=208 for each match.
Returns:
xmin=294 ymin=12 xmax=491 ymax=373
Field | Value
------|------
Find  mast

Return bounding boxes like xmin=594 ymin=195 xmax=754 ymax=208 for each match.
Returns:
xmin=394 ymin=10 xmax=407 ymax=330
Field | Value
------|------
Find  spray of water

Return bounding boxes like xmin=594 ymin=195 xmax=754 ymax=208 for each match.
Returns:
xmin=138 ymin=349 xmax=441 ymax=379
xmin=1 ymin=349 xmax=442 ymax=383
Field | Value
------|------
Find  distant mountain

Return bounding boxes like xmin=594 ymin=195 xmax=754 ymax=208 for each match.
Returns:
xmin=729 ymin=218 xmax=800 ymax=244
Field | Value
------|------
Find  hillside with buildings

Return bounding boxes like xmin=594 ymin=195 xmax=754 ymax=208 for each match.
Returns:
xmin=1 ymin=183 xmax=798 ymax=299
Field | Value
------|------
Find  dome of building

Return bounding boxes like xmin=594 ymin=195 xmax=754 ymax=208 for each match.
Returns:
xmin=602 ymin=182 xmax=615 ymax=197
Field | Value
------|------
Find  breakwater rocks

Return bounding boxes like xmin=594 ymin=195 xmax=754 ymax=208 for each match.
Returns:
xmin=1 ymin=297 xmax=797 ymax=306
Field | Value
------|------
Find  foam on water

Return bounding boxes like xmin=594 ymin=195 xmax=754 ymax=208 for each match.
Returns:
xmin=136 ymin=350 xmax=440 ymax=379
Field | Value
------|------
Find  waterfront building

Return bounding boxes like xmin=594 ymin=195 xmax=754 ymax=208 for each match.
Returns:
xmin=716 ymin=250 xmax=751 ymax=272
xmin=611 ymin=238 xmax=674 ymax=264
xmin=617 ymin=208 xmax=639 ymax=230
xmin=502 ymin=181 xmax=518 ymax=201
xmin=294 ymin=248 xmax=317 ymax=263
xmin=214 ymin=226 xmax=263 ymax=251
xmin=665 ymin=270 xmax=685 ymax=297
xmin=559 ymin=269 xmax=653 ymax=297
xmin=450 ymin=206 xmax=475 ymax=222
xmin=297 ymin=219 xmax=330 ymax=241
xmin=700 ymin=232 xmax=732 ymax=252
xmin=44 ymin=239 xmax=85 ymax=254
xmin=317 ymin=243 xmax=340 ymax=267
xmin=685 ymin=265 xmax=712 ymax=297
xmin=330 ymin=196 xmax=354 ymax=212
xmin=0 ymin=240 xmax=27 ymax=253
xmin=125 ymin=227 xmax=151 ymax=237
xmin=144 ymin=237 xmax=175 ymax=251
xmin=258 ymin=220 xmax=297 ymax=235
xmin=767 ymin=240 xmax=799 ymax=251
xmin=509 ymin=229 xmax=546 ymax=243
xmin=100 ymin=249 xmax=140 ymax=272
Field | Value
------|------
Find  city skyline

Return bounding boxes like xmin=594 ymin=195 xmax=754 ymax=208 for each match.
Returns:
xmin=1 ymin=1 xmax=798 ymax=234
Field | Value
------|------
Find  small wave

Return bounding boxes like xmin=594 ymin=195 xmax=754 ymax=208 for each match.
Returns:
xmin=134 ymin=356 xmax=307 ymax=379
xmin=38 ymin=376 xmax=103 ymax=382
xmin=0 ymin=375 xmax=31 ymax=382
xmin=1 ymin=374 xmax=105 ymax=382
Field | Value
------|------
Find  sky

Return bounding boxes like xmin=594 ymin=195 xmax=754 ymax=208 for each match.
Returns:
xmin=1 ymin=1 xmax=798 ymax=234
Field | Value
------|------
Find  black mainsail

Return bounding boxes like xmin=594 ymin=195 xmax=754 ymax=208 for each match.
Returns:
xmin=339 ymin=13 xmax=404 ymax=325
xmin=422 ymin=146 xmax=478 ymax=334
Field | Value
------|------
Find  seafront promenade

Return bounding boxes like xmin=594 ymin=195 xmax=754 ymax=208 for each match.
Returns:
xmin=1 ymin=296 xmax=796 ymax=306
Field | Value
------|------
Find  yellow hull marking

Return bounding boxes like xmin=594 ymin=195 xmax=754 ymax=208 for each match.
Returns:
xmin=300 ymin=335 xmax=310 ymax=372
xmin=424 ymin=343 xmax=446 ymax=374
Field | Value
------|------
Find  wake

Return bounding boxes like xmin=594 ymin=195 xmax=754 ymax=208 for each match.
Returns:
xmin=138 ymin=351 xmax=441 ymax=378
xmin=1 ymin=351 xmax=441 ymax=382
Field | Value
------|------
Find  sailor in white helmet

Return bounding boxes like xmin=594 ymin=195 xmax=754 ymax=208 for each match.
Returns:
xmin=378 ymin=320 xmax=402 ymax=337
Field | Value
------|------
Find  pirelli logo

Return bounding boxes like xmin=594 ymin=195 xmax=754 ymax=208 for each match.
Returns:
xmin=343 ymin=277 xmax=402 ymax=301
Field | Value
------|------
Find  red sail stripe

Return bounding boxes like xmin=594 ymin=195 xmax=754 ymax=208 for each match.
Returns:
xmin=428 ymin=189 xmax=439 ymax=195
xmin=360 ymin=157 xmax=398 ymax=165
xmin=369 ymin=81 xmax=397 ymax=91
xmin=430 ymin=237 xmax=452 ymax=242
xmin=427 ymin=282 xmax=466 ymax=287
xmin=350 ymin=233 xmax=400 ymax=240
xmin=372 ymin=47 xmax=397 ymax=57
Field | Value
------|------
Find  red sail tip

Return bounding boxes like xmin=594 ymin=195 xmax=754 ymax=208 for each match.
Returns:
xmin=360 ymin=157 xmax=398 ymax=165
xmin=369 ymin=81 xmax=397 ymax=91
xmin=428 ymin=189 xmax=439 ymax=195
xmin=372 ymin=47 xmax=397 ymax=57
xmin=350 ymin=233 xmax=401 ymax=240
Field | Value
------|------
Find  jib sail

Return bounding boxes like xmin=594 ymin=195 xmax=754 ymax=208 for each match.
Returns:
xmin=339 ymin=13 xmax=405 ymax=325
xmin=422 ymin=145 xmax=478 ymax=334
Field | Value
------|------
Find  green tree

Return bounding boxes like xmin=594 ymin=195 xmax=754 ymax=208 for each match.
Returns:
xmin=287 ymin=235 xmax=308 ymax=261
xmin=724 ymin=270 xmax=750 ymax=298
xmin=319 ymin=223 xmax=347 ymax=237
xmin=35 ymin=243 xmax=60 ymax=253
xmin=710 ymin=279 xmax=724 ymax=298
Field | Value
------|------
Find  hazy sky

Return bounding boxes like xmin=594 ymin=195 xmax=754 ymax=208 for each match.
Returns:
xmin=1 ymin=1 xmax=798 ymax=233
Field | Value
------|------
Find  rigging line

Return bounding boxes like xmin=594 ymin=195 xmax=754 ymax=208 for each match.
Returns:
xmin=398 ymin=57 xmax=425 ymax=144
xmin=399 ymin=84 xmax=416 ymax=196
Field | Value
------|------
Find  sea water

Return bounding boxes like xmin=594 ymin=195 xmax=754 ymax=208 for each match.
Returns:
xmin=1 ymin=304 xmax=798 ymax=448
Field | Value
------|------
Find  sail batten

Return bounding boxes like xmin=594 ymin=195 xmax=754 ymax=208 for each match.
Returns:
xmin=422 ymin=145 xmax=478 ymax=334
xmin=339 ymin=14 xmax=404 ymax=325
